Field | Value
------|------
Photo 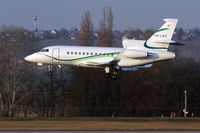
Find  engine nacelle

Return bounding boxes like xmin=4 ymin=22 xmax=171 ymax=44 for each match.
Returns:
xmin=118 ymin=59 xmax=139 ymax=67
xmin=123 ymin=49 xmax=147 ymax=58
xmin=122 ymin=39 xmax=145 ymax=48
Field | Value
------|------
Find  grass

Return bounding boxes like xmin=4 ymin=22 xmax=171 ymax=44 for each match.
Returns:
xmin=0 ymin=117 xmax=200 ymax=130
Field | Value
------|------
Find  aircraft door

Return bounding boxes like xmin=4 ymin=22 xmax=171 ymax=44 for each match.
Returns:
xmin=52 ymin=48 xmax=60 ymax=63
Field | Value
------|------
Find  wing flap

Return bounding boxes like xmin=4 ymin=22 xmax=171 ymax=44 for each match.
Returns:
xmin=86 ymin=61 xmax=112 ymax=66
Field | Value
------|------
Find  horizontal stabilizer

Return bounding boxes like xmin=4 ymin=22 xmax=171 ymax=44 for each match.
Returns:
xmin=154 ymin=40 xmax=186 ymax=46
xmin=169 ymin=41 xmax=186 ymax=46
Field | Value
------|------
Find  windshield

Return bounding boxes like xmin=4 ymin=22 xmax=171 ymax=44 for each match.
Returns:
xmin=41 ymin=49 xmax=49 ymax=52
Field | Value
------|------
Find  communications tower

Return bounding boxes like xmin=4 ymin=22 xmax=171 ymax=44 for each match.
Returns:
xmin=33 ymin=15 xmax=38 ymax=32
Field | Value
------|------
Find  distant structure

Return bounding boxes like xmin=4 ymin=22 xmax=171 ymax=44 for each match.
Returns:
xmin=32 ymin=15 xmax=43 ymax=39
xmin=33 ymin=15 xmax=38 ymax=32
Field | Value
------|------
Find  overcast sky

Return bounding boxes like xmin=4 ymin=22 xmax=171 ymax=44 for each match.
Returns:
xmin=0 ymin=0 xmax=199 ymax=30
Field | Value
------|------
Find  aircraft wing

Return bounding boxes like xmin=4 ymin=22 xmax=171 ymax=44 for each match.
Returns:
xmin=85 ymin=49 xmax=126 ymax=67
xmin=85 ymin=50 xmax=125 ymax=67
xmin=114 ymin=48 xmax=126 ymax=61
xmin=86 ymin=61 xmax=114 ymax=67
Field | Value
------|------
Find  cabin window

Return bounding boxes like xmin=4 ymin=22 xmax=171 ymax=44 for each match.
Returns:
xmin=67 ymin=52 xmax=69 ymax=55
xmin=71 ymin=52 xmax=73 ymax=55
xmin=87 ymin=52 xmax=89 ymax=55
xmin=83 ymin=52 xmax=85 ymax=55
xmin=91 ymin=53 xmax=93 ymax=55
xmin=95 ymin=53 xmax=97 ymax=55
xmin=75 ymin=52 xmax=77 ymax=55
xmin=79 ymin=52 xmax=81 ymax=55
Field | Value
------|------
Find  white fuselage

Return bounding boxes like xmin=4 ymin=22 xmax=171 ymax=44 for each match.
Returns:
xmin=24 ymin=42 xmax=175 ymax=69
xmin=24 ymin=18 xmax=178 ymax=78
xmin=25 ymin=45 xmax=122 ymax=67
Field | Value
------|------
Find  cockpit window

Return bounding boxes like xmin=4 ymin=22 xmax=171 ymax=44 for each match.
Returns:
xmin=41 ymin=49 xmax=49 ymax=52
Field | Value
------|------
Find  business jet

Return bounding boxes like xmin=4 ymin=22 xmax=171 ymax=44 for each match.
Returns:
xmin=25 ymin=18 xmax=180 ymax=79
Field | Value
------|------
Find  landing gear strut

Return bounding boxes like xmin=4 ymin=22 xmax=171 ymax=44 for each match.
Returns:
xmin=104 ymin=67 xmax=118 ymax=80
xmin=111 ymin=70 xmax=118 ymax=79
xmin=48 ymin=65 xmax=53 ymax=76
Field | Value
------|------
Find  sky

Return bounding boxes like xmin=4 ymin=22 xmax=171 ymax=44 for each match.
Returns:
xmin=0 ymin=0 xmax=200 ymax=30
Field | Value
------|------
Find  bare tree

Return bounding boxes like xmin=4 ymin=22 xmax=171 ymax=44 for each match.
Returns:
xmin=128 ymin=29 xmax=142 ymax=39
xmin=80 ymin=11 xmax=93 ymax=46
xmin=98 ymin=7 xmax=113 ymax=47
xmin=143 ymin=29 xmax=154 ymax=40
xmin=0 ymin=26 xmax=34 ymax=117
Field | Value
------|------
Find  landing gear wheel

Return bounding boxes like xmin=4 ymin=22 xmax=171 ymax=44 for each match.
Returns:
xmin=105 ymin=73 xmax=110 ymax=78
xmin=48 ymin=71 xmax=53 ymax=76
xmin=104 ymin=67 xmax=110 ymax=78
xmin=111 ymin=71 xmax=118 ymax=80
xmin=111 ymin=73 xmax=118 ymax=80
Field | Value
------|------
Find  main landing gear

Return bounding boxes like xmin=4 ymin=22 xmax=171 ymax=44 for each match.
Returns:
xmin=104 ymin=67 xmax=118 ymax=80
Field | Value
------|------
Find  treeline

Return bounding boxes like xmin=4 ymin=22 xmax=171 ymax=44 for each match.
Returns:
xmin=35 ymin=24 xmax=200 ymax=42
xmin=0 ymin=8 xmax=200 ymax=117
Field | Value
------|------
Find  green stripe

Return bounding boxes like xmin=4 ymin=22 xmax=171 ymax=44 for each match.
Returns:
xmin=155 ymin=28 xmax=169 ymax=33
xmin=39 ymin=52 xmax=120 ymax=63
xmin=144 ymin=41 xmax=168 ymax=49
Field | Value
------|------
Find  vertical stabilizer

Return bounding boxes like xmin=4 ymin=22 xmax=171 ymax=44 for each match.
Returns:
xmin=145 ymin=19 xmax=178 ymax=51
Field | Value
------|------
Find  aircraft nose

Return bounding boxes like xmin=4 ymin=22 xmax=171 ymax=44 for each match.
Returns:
xmin=24 ymin=54 xmax=35 ymax=62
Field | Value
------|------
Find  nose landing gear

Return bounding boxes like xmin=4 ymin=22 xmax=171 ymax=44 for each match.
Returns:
xmin=48 ymin=65 xmax=53 ymax=76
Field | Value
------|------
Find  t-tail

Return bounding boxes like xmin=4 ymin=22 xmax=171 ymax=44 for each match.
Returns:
xmin=145 ymin=18 xmax=178 ymax=51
